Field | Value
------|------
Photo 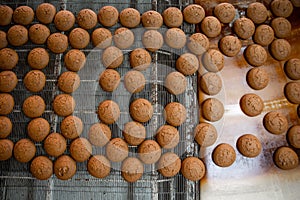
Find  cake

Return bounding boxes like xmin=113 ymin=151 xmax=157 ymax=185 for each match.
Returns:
xmin=27 ymin=48 xmax=49 ymax=69
xmin=22 ymin=95 xmax=45 ymax=118
xmin=64 ymin=49 xmax=86 ymax=72
xmin=119 ymin=8 xmax=140 ymax=28
xmin=130 ymin=48 xmax=152 ymax=71
xmin=202 ymin=49 xmax=224 ymax=72
xmin=0 ymin=116 xmax=12 ymax=139
xmin=270 ymin=39 xmax=291 ymax=61
xmin=30 ymin=156 xmax=53 ymax=180
xmin=0 ymin=48 xmax=18 ymax=70
xmin=244 ymin=44 xmax=268 ymax=67
xmin=156 ymin=125 xmax=180 ymax=149
xmin=219 ymin=35 xmax=242 ymax=57
xmin=187 ymin=33 xmax=209 ymax=56
xmin=201 ymin=16 xmax=221 ymax=38
xmin=99 ymin=69 xmax=120 ymax=92
xmin=0 ymin=93 xmax=14 ymax=115
xmin=113 ymin=27 xmax=134 ymax=49
xmin=202 ymin=98 xmax=224 ymax=122
xmin=60 ymin=116 xmax=83 ymax=140
xmin=200 ymin=72 xmax=222 ymax=95
xmin=0 ymin=139 xmax=14 ymax=161
xmin=141 ymin=10 xmax=163 ymax=29
xmin=0 ymin=30 xmax=8 ymax=49
xmin=35 ymin=3 xmax=56 ymax=24
xmin=240 ymin=93 xmax=264 ymax=117
xmin=284 ymin=81 xmax=300 ymax=104
xmin=263 ymin=111 xmax=288 ymax=135
xmin=284 ymin=58 xmax=300 ymax=80
xmin=7 ymin=25 xmax=28 ymax=46
xmin=106 ymin=138 xmax=129 ymax=162
xmin=271 ymin=0 xmax=294 ymax=18
xmin=236 ymin=134 xmax=262 ymax=158
xmin=271 ymin=17 xmax=292 ymax=39
xmin=246 ymin=67 xmax=269 ymax=90
xmin=13 ymin=6 xmax=34 ymax=25
xmin=13 ymin=138 xmax=36 ymax=163
xmin=138 ymin=139 xmax=161 ymax=164
xmin=47 ymin=33 xmax=68 ymax=54
xmin=273 ymin=146 xmax=299 ymax=170
xmin=181 ymin=157 xmax=205 ymax=181
xmin=70 ymin=138 xmax=92 ymax=162
xmin=0 ymin=5 xmax=13 ymax=26
xmin=27 ymin=117 xmax=50 ymax=142
xmin=98 ymin=6 xmax=119 ymax=27
xmin=122 ymin=121 xmax=146 ymax=146
xmin=165 ymin=71 xmax=187 ymax=95
xmin=29 ymin=24 xmax=50 ymax=45
xmin=102 ymin=46 xmax=124 ymax=69
xmin=164 ymin=28 xmax=186 ymax=49
xmin=54 ymin=155 xmax=76 ymax=180
xmin=0 ymin=70 xmax=18 ymax=92
xmin=183 ymin=4 xmax=205 ymax=24
xmin=58 ymin=71 xmax=80 ymax=93
xmin=54 ymin=10 xmax=75 ymax=31
xmin=69 ymin=28 xmax=90 ymax=49
xmin=77 ymin=8 xmax=97 ymax=30
xmin=91 ymin=28 xmax=112 ymax=49
xmin=287 ymin=125 xmax=300 ymax=149
xmin=97 ymin=100 xmax=120 ymax=124
xmin=214 ymin=3 xmax=236 ymax=24
xmin=130 ymin=98 xmax=153 ymax=123
xmin=121 ymin=157 xmax=144 ymax=182
xmin=88 ymin=123 xmax=111 ymax=147
xmin=164 ymin=102 xmax=187 ymax=126
xmin=53 ymin=94 xmax=76 ymax=117
xmin=44 ymin=133 xmax=67 ymax=157
xmin=253 ymin=24 xmax=275 ymax=46
xmin=233 ymin=18 xmax=255 ymax=40
xmin=24 ymin=70 xmax=46 ymax=92
xmin=162 ymin=7 xmax=183 ymax=28
xmin=142 ymin=30 xmax=164 ymax=52
xmin=246 ymin=2 xmax=268 ymax=24
xmin=158 ymin=152 xmax=181 ymax=177
xmin=212 ymin=143 xmax=236 ymax=167
xmin=124 ymin=70 xmax=146 ymax=93
xmin=194 ymin=122 xmax=218 ymax=147
xmin=176 ymin=53 xmax=199 ymax=75
xmin=87 ymin=155 xmax=111 ymax=178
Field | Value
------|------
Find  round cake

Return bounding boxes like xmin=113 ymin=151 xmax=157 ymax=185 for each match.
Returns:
xmin=58 ymin=71 xmax=80 ymax=94
xmin=27 ymin=48 xmax=49 ymax=70
xmin=29 ymin=24 xmax=50 ymax=45
xmin=263 ymin=111 xmax=288 ymax=135
xmin=253 ymin=24 xmax=274 ymax=46
xmin=141 ymin=10 xmax=163 ymax=29
xmin=270 ymin=39 xmax=291 ymax=61
xmin=24 ymin=70 xmax=46 ymax=92
xmin=7 ymin=25 xmax=28 ymax=46
xmin=13 ymin=138 xmax=36 ymax=163
xmin=0 ymin=116 xmax=12 ymax=139
xmin=91 ymin=28 xmax=112 ymax=49
xmin=53 ymin=94 xmax=76 ymax=117
xmin=233 ymin=17 xmax=255 ymax=40
xmin=44 ymin=133 xmax=67 ymax=157
xmin=114 ymin=27 xmax=134 ymax=49
xmin=271 ymin=17 xmax=292 ymax=39
xmin=287 ymin=125 xmax=300 ymax=149
xmin=98 ymin=6 xmax=119 ymax=27
xmin=244 ymin=44 xmax=268 ymax=67
xmin=236 ymin=134 xmax=262 ymax=158
xmin=60 ymin=115 xmax=83 ymax=140
xmin=130 ymin=98 xmax=153 ymax=123
xmin=124 ymin=70 xmax=146 ymax=94
xmin=130 ymin=48 xmax=152 ymax=71
xmin=271 ymin=0 xmax=294 ymax=18
xmin=285 ymin=58 xmax=300 ymax=80
xmin=284 ymin=81 xmax=300 ymax=104
xmin=202 ymin=49 xmax=224 ymax=72
xmin=47 ymin=33 xmax=68 ymax=54
xmin=88 ymin=123 xmax=111 ymax=147
xmin=212 ymin=143 xmax=236 ymax=167
xmin=13 ymin=6 xmax=34 ymax=25
xmin=64 ymin=49 xmax=86 ymax=72
xmin=194 ymin=122 xmax=218 ymax=147
xmin=106 ymin=138 xmax=129 ymax=162
xmin=97 ymin=100 xmax=120 ymax=124
xmin=138 ymin=139 xmax=161 ymax=164
xmin=0 ymin=139 xmax=14 ymax=161
xmin=22 ymin=95 xmax=45 ymax=118
xmin=142 ymin=30 xmax=164 ymax=52
xmin=77 ymin=8 xmax=97 ymax=30
xmin=183 ymin=4 xmax=205 ymax=24
xmin=69 ymin=28 xmax=90 ymax=49
xmin=181 ymin=157 xmax=205 ymax=181
xmin=246 ymin=67 xmax=269 ymax=90
xmin=102 ymin=46 xmax=124 ymax=69
xmin=119 ymin=8 xmax=140 ymax=28
xmin=176 ymin=53 xmax=199 ymax=75
xmin=162 ymin=7 xmax=183 ymax=28
xmin=36 ymin=3 xmax=56 ymax=24
xmin=87 ymin=155 xmax=111 ymax=178
xmin=200 ymin=72 xmax=222 ymax=95
xmin=0 ymin=30 xmax=8 ymax=49
xmin=202 ymin=98 xmax=224 ymax=122
xmin=27 ymin=117 xmax=50 ymax=142
xmin=240 ymin=93 xmax=264 ymax=117
xmin=273 ymin=146 xmax=298 ymax=170
xmin=121 ymin=157 xmax=144 ymax=182
xmin=0 ymin=5 xmax=13 ymax=26
xmin=156 ymin=125 xmax=180 ymax=149
xmin=214 ymin=3 xmax=236 ymax=24
xmin=0 ymin=93 xmax=14 ymax=115
xmin=122 ymin=121 xmax=146 ymax=146
xmin=30 ymin=156 xmax=53 ymax=180
xmin=0 ymin=70 xmax=18 ymax=92
xmin=99 ymin=69 xmax=120 ymax=92
xmin=201 ymin=16 xmax=222 ymax=38
xmin=165 ymin=71 xmax=187 ymax=95
xmin=164 ymin=28 xmax=186 ymax=49
xmin=54 ymin=10 xmax=75 ymax=31
xmin=54 ymin=155 xmax=76 ymax=180
xmin=219 ymin=35 xmax=242 ymax=57
xmin=70 ymin=138 xmax=92 ymax=162
xmin=246 ymin=2 xmax=268 ymax=24
xmin=158 ymin=152 xmax=181 ymax=177
xmin=164 ymin=102 xmax=187 ymax=126
xmin=187 ymin=33 xmax=209 ymax=56
xmin=0 ymin=48 xmax=18 ymax=70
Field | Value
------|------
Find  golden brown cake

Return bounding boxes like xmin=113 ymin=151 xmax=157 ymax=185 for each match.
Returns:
xmin=13 ymin=138 xmax=36 ymax=163
xmin=24 ymin=70 xmax=46 ymax=93
xmin=121 ymin=157 xmax=144 ymax=182
xmin=22 ymin=95 xmax=45 ymax=118
xmin=119 ymin=8 xmax=140 ymax=28
xmin=91 ymin=28 xmax=112 ymax=49
xmin=253 ymin=24 xmax=275 ymax=46
xmin=271 ymin=17 xmax=292 ymax=39
xmin=53 ymin=94 xmax=76 ymax=117
xmin=130 ymin=98 xmax=153 ymax=123
xmin=158 ymin=152 xmax=181 ymax=177
xmin=106 ymin=138 xmax=128 ymax=162
xmin=240 ymin=93 xmax=264 ymax=117
xmin=88 ymin=123 xmax=111 ymax=147
xmin=141 ymin=10 xmax=163 ymax=29
xmin=181 ymin=157 xmax=205 ymax=181
xmin=0 ymin=48 xmax=18 ymax=70
xmin=130 ymin=48 xmax=152 ymax=71
xmin=164 ymin=102 xmax=187 ymax=126
xmin=58 ymin=71 xmax=80 ymax=94
xmin=201 ymin=16 xmax=221 ymax=38
xmin=27 ymin=48 xmax=49 ymax=70
xmin=69 ymin=28 xmax=90 ymax=49
xmin=202 ymin=49 xmax=224 ymax=72
xmin=156 ymin=125 xmax=179 ymax=149
xmin=29 ymin=24 xmax=50 ymax=45
xmin=87 ymin=155 xmax=111 ymax=178
xmin=273 ymin=146 xmax=298 ymax=170
xmin=165 ymin=71 xmax=187 ymax=95
xmin=219 ymin=35 xmax=242 ymax=57
xmin=271 ymin=0 xmax=294 ymax=18
xmin=60 ymin=116 xmax=83 ymax=140
xmin=270 ymin=39 xmax=291 ymax=61
xmin=0 ymin=5 xmax=13 ymax=26
xmin=0 ymin=116 xmax=12 ymax=139
xmin=244 ymin=44 xmax=268 ymax=67
xmin=13 ymin=6 xmax=34 ymax=25
xmin=214 ymin=3 xmax=236 ymax=24
xmin=233 ymin=18 xmax=255 ymax=40
xmin=176 ymin=53 xmax=199 ymax=75
xmin=138 ymin=139 xmax=161 ymax=164
xmin=0 ymin=70 xmax=18 ymax=92
xmin=44 ymin=133 xmax=67 ymax=157
xmin=113 ymin=27 xmax=134 ymax=49
xmin=36 ymin=3 xmax=56 ymax=24
xmin=122 ymin=121 xmax=146 ymax=146
xmin=70 ymin=138 xmax=92 ymax=162
xmin=164 ymin=28 xmax=186 ymax=49
xmin=194 ymin=122 xmax=218 ymax=147
xmin=187 ymin=33 xmax=209 ymax=56
xmin=246 ymin=2 xmax=268 ymax=24
xmin=246 ymin=67 xmax=269 ymax=90
xmin=124 ymin=70 xmax=146 ymax=94
xmin=98 ymin=6 xmax=119 ymax=27
xmin=162 ymin=7 xmax=183 ymax=28
xmin=202 ymin=98 xmax=224 ymax=122
xmin=0 ymin=93 xmax=14 ymax=115
xmin=183 ymin=4 xmax=205 ymax=24
xmin=54 ymin=155 xmax=76 ymax=180
xmin=54 ymin=10 xmax=75 ymax=31
xmin=212 ymin=143 xmax=236 ymax=167
xmin=97 ymin=100 xmax=120 ymax=124
xmin=27 ymin=118 xmax=50 ymax=142
xmin=0 ymin=139 xmax=14 ymax=161
xmin=7 ymin=25 xmax=28 ymax=46
xmin=30 ymin=156 xmax=53 ymax=180
xmin=64 ymin=49 xmax=86 ymax=72
xmin=237 ymin=134 xmax=262 ymax=158
xmin=99 ymin=69 xmax=120 ymax=92
xmin=102 ymin=46 xmax=124 ymax=69
xmin=77 ymin=8 xmax=97 ymax=30
xmin=47 ymin=33 xmax=68 ymax=54
xmin=263 ymin=111 xmax=288 ymax=135
xmin=200 ymin=72 xmax=222 ymax=95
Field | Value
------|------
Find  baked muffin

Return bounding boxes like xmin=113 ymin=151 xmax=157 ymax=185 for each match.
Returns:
xmin=194 ymin=122 xmax=218 ymax=147
xmin=156 ymin=125 xmax=180 ymax=149
xmin=64 ymin=49 xmax=86 ymax=72
xmin=88 ymin=123 xmax=111 ymax=147
xmin=7 ymin=25 xmax=28 ymax=46
xmin=274 ymin=146 xmax=298 ymax=170
xmin=113 ymin=27 xmax=134 ymax=49
xmin=29 ymin=24 xmax=50 ymax=45
xmin=36 ymin=3 xmax=56 ymax=24
xmin=240 ymin=93 xmax=264 ymax=117
xmin=122 ymin=121 xmax=146 ymax=146
xmin=54 ymin=155 xmax=76 ymax=180
xmin=181 ymin=157 xmax=205 ymax=181
xmin=202 ymin=49 xmax=224 ymax=72
xmin=70 ymin=138 xmax=92 ymax=162
xmin=130 ymin=98 xmax=153 ymax=123
xmin=164 ymin=102 xmax=187 ymax=126
xmin=0 ymin=48 xmax=18 ymax=70
xmin=246 ymin=2 xmax=268 ymax=24
xmin=176 ymin=53 xmax=199 ymax=75
xmin=98 ymin=6 xmax=119 ymax=27
xmin=22 ymin=95 xmax=45 ymax=118
xmin=97 ymin=100 xmax=120 ymax=124
xmin=13 ymin=138 xmax=36 ymax=163
xmin=0 ymin=139 xmax=14 ymax=161
xmin=0 ymin=30 xmax=8 ymax=49
xmin=130 ymin=48 xmax=152 ymax=71
xmin=271 ymin=17 xmax=292 ymax=39
xmin=187 ymin=33 xmax=209 ymax=56
xmin=200 ymin=72 xmax=222 ymax=95
xmin=27 ymin=117 xmax=50 ymax=142
xmin=87 ymin=155 xmax=111 ymax=178
xmin=91 ymin=28 xmax=112 ymax=49
xmin=233 ymin=18 xmax=255 ymax=40
xmin=47 ymin=33 xmax=68 ymax=54
xmin=246 ymin=67 xmax=269 ymax=90
xmin=121 ymin=157 xmax=144 ymax=182
xmin=138 ymin=139 xmax=161 ymax=164
xmin=244 ymin=44 xmax=268 ymax=67
xmin=0 ymin=70 xmax=18 ymax=92
xmin=44 ymin=133 xmax=67 ymax=157
xmin=141 ymin=10 xmax=163 ymax=29
xmin=119 ymin=8 xmax=141 ymax=28
xmin=53 ymin=94 xmax=76 ymax=117
xmin=99 ymin=69 xmax=120 ymax=92
xmin=214 ymin=3 xmax=236 ymax=24
xmin=102 ymin=46 xmax=124 ymax=69
xmin=201 ymin=16 xmax=222 ymax=38
xmin=263 ymin=111 xmax=288 ymax=135
xmin=237 ymin=134 xmax=262 ymax=158
xmin=212 ymin=143 xmax=236 ymax=167
xmin=0 ymin=5 xmax=13 ymax=26
xmin=24 ymin=70 xmax=46 ymax=92
xmin=106 ymin=138 xmax=128 ymax=162
xmin=270 ymin=39 xmax=291 ymax=61
xmin=142 ymin=30 xmax=164 ymax=52
xmin=30 ymin=156 xmax=53 ymax=180
xmin=13 ymin=6 xmax=34 ymax=25
xmin=285 ymin=58 xmax=300 ymax=80
xmin=271 ymin=0 xmax=294 ymax=18
xmin=284 ymin=81 xmax=300 ymax=104
xmin=287 ymin=125 xmax=300 ymax=149
xmin=165 ymin=71 xmax=187 ymax=95
xmin=69 ymin=28 xmax=90 ymax=49
xmin=165 ymin=28 xmax=186 ymax=49
xmin=54 ymin=10 xmax=75 ymax=31
xmin=183 ymin=4 xmax=205 ymax=24
xmin=0 ymin=116 xmax=12 ymax=139
xmin=124 ymin=70 xmax=146 ymax=94
xmin=162 ymin=7 xmax=183 ymax=28
xmin=253 ymin=24 xmax=274 ymax=46
xmin=219 ymin=35 xmax=242 ymax=57
xmin=28 ymin=48 xmax=49 ymax=70
xmin=77 ymin=8 xmax=97 ymax=30
xmin=61 ymin=116 xmax=83 ymax=140
xmin=0 ymin=93 xmax=14 ymax=115
xmin=58 ymin=71 xmax=80 ymax=94
xmin=158 ymin=152 xmax=181 ymax=177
